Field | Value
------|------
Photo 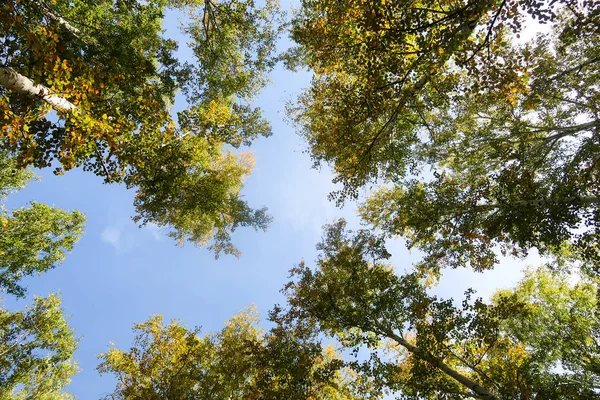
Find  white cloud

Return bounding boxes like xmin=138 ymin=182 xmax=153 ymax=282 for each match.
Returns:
xmin=101 ymin=227 xmax=122 ymax=251
xmin=143 ymin=222 xmax=163 ymax=241
xmin=100 ymin=223 xmax=137 ymax=254
xmin=101 ymin=219 xmax=163 ymax=254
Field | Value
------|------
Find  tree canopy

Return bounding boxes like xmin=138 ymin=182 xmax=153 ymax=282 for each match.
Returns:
xmin=0 ymin=151 xmax=80 ymax=398
xmin=1 ymin=0 xmax=599 ymax=398
xmin=0 ymin=150 xmax=85 ymax=297
xmin=98 ymin=306 xmax=374 ymax=399
xmin=0 ymin=0 xmax=281 ymax=256
xmin=283 ymin=220 xmax=600 ymax=399
xmin=288 ymin=0 xmax=600 ymax=273
xmin=0 ymin=294 xmax=78 ymax=400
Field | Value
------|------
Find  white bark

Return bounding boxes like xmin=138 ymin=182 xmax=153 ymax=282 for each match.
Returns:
xmin=0 ymin=67 xmax=76 ymax=113
xmin=34 ymin=0 xmax=82 ymax=38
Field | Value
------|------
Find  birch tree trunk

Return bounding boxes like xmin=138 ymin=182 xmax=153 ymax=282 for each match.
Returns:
xmin=0 ymin=67 xmax=76 ymax=112
xmin=34 ymin=0 xmax=82 ymax=38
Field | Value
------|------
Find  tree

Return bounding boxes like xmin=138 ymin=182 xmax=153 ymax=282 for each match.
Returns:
xmin=0 ymin=149 xmax=33 ymax=199
xmin=0 ymin=201 xmax=85 ymax=297
xmin=0 ymin=294 xmax=78 ymax=400
xmin=0 ymin=152 xmax=80 ymax=398
xmin=98 ymin=306 xmax=376 ymax=399
xmin=0 ymin=150 xmax=85 ymax=297
xmin=283 ymin=220 xmax=600 ymax=399
xmin=491 ymin=267 xmax=600 ymax=397
xmin=0 ymin=0 xmax=281 ymax=256
xmin=288 ymin=0 xmax=600 ymax=272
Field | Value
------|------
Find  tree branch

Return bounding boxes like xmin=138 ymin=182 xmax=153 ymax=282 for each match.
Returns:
xmin=379 ymin=326 xmax=498 ymax=400
xmin=34 ymin=0 xmax=82 ymax=38
xmin=0 ymin=66 xmax=76 ymax=112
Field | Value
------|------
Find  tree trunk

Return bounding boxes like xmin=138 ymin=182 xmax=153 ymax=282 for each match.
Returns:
xmin=384 ymin=329 xmax=498 ymax=400
xmin=34 ymin=0 xmax=82 ymax=38
xmin=0 ymin=67 xmax=76 ymax=112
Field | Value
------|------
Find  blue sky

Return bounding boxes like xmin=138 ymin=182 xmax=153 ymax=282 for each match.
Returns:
xmin=2 ymin=1 xmax=544 ymax=398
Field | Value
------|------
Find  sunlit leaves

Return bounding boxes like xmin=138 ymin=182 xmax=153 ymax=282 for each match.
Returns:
xmin=0 ymin=149 xmax=33 ymax=200
xmin=0 ymin=294 xmax=78 ymax=399
xmin=99 ymin=307 xmax=368 ymax=399
xmin=288 ymin=0 xmax=511 ymax=198
xmin=0 ymin=202 xmax=85 ymax=297
xmin=0 ymin=151 xmax=85 ymax=297
xmin=284 ymin=220 xmax=600 ymax=399
xmin=289 ymin=0 xmax=600 ymax=271
xmin=0 ymin=153 xmax=78 ymax=397
xmin=0 ymin=0 xmax=281 ymax=255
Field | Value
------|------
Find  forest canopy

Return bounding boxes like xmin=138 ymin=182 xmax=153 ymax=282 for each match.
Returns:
xmin=0 ymin=0 xmax=598 ymax=399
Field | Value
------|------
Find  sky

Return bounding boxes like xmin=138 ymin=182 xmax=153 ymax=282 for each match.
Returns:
xmin=2 ymin=2 xmax=545 ymax=398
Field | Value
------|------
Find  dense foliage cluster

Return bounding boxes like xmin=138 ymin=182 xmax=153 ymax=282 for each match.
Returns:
xmin=98 ymin=307 xmax=374 ymax=399
xmin=284 ymin=221 xmax=600 ymax=399
xmin=289 ymin=0 xmax=600 ymax=275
